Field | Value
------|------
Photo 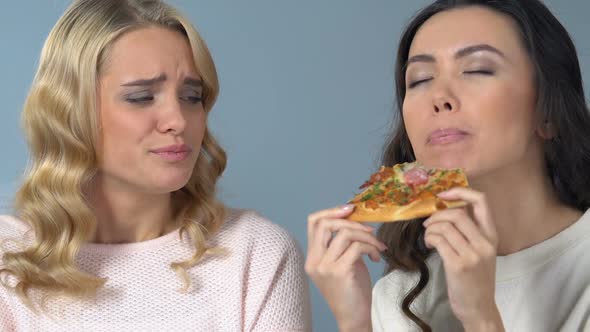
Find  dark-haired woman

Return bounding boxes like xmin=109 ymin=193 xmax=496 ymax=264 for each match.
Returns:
xmin=305 ymin=0 xmax=590 ymax=331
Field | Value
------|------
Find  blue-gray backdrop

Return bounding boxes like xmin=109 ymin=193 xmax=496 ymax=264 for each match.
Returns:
xmin=1 ymin=1 xmax=588 ymax=331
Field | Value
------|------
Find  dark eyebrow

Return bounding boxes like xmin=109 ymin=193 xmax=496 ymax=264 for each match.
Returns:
xmin=406 ymin=54 xmax=436 ymax=67
xmin=406 ymin=43 xmax=508 ymax=69
xmin=121 ymin=74 xmax=166 ymax=87
xmin=455 ymin=44 xmax=507 ymax=60
xmin=183 ymin=77 xmax=203 ymax=87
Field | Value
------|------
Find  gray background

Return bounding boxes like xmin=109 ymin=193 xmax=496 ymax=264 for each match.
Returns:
xmin=1 ymin=1 xmax=588 ymax=331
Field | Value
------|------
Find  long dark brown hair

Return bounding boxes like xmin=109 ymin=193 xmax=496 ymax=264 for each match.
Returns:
xmin=377 ymin=0 xmax=590 ymax=330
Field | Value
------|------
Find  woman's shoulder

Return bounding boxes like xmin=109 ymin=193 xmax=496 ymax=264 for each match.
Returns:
xmin=215 ymin=208 xmax=302 ymax=257
xmin=373 ymin=254 xmax=443 ymax=297
xmin=373 ymin=267 xmax=422 ymax=306
xmin=0 ymin=215 xmax=32 ymax=252
xmin=0 ymin=215 xmax=33 ymax=291
xmin=372 ymin=267 xmax=425 ymax=331
xmin=0 ymin=214 xmax=29 ymax=234
xmin=372 ymin=255 xmax=444 ymax=311
xmin=371 ymin=255 xmax=444 ymax=331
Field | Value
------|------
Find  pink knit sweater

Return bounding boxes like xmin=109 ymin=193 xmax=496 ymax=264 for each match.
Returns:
xmin=0 ymin=208 xmax=310 ymax=332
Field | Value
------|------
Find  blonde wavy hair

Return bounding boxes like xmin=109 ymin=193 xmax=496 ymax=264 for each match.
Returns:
xmin=0 ymin=0 xmax=227 ymax=309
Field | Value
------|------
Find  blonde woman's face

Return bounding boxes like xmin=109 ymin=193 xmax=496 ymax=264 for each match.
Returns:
xmin=97 ymin=26 xmax=206 ymax=194
xmin=402 ymin=6 xmax=542 ymax=180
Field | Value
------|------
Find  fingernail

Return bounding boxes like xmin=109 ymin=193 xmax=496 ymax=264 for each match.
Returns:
xmin=340 ymin=204 xmax=354 ymax=211
xmin=437 ymin=191 xmax=452 ymax=198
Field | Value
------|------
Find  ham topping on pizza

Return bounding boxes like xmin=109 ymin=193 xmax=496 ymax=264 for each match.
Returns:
xmin=403 ymin=167 xmax=429 ymax=186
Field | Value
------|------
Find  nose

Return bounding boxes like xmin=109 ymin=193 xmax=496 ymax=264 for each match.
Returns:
xmin=157 ymin=98 xmax=187 ymax=135
xmin=434 ymin=99 xmax=454 ymax=113
xmin=432 ymin=82 xmax=460 ymax=114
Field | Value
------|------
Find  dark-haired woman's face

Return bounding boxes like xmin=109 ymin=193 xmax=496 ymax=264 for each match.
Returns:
xmin=403 ymin=6 xmax=544 ymax=179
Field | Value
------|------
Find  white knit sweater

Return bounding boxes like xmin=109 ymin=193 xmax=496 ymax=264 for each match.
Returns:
xmin=372 ymin=209 xmax=590 ymax=331
xmin=0 ymin=208 xmax=310 ymax=332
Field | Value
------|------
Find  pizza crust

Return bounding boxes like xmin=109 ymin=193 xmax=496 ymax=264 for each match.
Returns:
xmin=348 ymin=197 xmax=468 ymax=222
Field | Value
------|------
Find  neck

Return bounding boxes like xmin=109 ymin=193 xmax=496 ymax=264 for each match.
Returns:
xmin=470 ymin=161 xmax=582 ymax=256
xmin=86 ymin=175 xmax=176 ymax=244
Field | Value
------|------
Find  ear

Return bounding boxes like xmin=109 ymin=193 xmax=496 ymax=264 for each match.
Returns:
xmin=536 ymin=122 xmax=556 ymax=140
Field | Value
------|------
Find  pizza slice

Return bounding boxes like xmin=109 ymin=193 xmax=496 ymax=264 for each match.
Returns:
xmin=347 ymin=162 xmax=469 ymax=222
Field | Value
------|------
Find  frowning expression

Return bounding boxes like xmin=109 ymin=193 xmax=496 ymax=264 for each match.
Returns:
xmin=97 ymin=26 xmax=206 ymax=194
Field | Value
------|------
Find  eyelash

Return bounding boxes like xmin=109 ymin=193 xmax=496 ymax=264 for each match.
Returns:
xmin=464 ymin=69 xmax=495 ymax=75
xmin=407 ymin=69 xmax=495 ymax=89
xmin=126 ymin=96 xmax=154 ymax=104
xmin=182 ymin=96 xmax=203 ymax=104
xmin=408 ymin=78 xmax=431 ymax=89
xmin=125 ymin=95 xmax=203 ymax=105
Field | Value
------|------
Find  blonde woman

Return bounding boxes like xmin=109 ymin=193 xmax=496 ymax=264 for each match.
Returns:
xmin=0 ymin=0 xmax=310 ymax=331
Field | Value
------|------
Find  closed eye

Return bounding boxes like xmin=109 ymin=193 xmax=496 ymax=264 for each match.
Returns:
xmin=180 ymin=90 xmax=203 ymax=105
xmin=125 ymin=94 xmax=154 ymax=104
xmin=181 ymin=95 xmax=203 ymax=104
xmin=408 ymin=78 xmax=432 ymax=89
xmin=464 ymin=69 xmax=495 ymax=75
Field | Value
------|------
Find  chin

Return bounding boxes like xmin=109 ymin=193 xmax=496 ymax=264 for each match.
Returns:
xmin=152 ymin=173 xmax=194 ymax=194
xmin=168 ymin=182 xmax=190 ymax=193
xmin=419 ymin=156 xmax=468 ymax=171
xmin=420 ymin=146 xmax=483 ymax=169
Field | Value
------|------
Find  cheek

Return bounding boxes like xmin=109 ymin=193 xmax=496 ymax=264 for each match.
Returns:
xmin=465 ymin=82 xmax=540 ymax=177
xmin=100 ymin=109 xmax=152 ymax=162
xmin=402 ymin=98 xmax=429 ymax=151
xmin=478 ymin=83 xmax=537 ymax=146
xmin=187 ymin=110 xmax=207 ymax=146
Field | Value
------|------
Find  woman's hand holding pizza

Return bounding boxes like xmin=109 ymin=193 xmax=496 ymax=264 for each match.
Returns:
xmin=305 ymin=205 xmax=387 ymax=332
xmin=424 ymin=187 xmax=505 ymax=331
xmin=307 ymin=164 xmax=504 ymax=331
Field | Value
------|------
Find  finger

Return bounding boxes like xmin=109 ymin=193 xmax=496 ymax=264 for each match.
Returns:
xmin=424 ymin=208 xmax=489 ymax=246
xmin=307 ymin=205 xmax=371 ymax=241
xmin=335 ymin=242 xmax=382 ymax=270
xmin=322 ymin=228 xmax=386 ymax=264
xmin=437 ymin=188 xmax=496 ymax=239
xmin=424 ymin=233 xmax=460 ymax=264
xmin=308 ymin=218 xmax=375 ymax=262
xmin=424 ymin=221 xmax=478 ymax=260
xmin=317 ymin=218 xmax=376 ymax=248
xmin=308 ymin=204 xmax=355 ymax=225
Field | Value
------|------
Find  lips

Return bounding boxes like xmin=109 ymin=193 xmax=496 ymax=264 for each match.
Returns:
xmin=150 ymin=144 xmax=192 ymax=153
xmin=150 ymin=144 xmax=193 ymax=162
xmin=427 ymin=128 xmax=470 ymax=145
